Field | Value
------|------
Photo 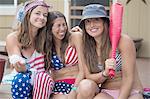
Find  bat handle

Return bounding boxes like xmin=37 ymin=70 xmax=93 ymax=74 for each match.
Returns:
xmin=109 ymin=69 xmax=115 ymax=78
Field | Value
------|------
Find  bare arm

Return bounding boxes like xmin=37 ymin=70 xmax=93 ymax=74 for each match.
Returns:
xmin=6 ymin=33 xmax=26 ymax=72
xmin=70 ymin=31 xmax=84 ymax=87
xmin=6 ymin=33 xmax=21 ymax=56
xmin=70 ymin=26 xmax=109 ymax=84
xmin=118 ymin=34 xmax=136 ymax=99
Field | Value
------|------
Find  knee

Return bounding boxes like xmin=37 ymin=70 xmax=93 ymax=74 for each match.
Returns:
xmin=78 ymin=79 xmax=98 ymax=97
xmin=11 ymin=73 xmax=32 ymax=98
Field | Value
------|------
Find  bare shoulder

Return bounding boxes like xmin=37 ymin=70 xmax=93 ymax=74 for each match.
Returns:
xmin=6 ymin=32 xmax=18 ymax=40
xmin=70 ymin=32 xmax=83 ymax=44
xmin=6 ymin=32 xmax=19 ymax=49
xmin=118 ymin=34 xmax=135 ymax=50
xmin=70 ymin=31 xmax=83 ymax=39
xmin=6 ymin=32 xmax=18 ymax=43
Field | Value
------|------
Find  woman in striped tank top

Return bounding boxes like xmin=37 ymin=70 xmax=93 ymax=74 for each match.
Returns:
xmin=44 ymin=11 xmax=84 ymax=99
xmin=5 ymin=1 xmax=53 ymax=99
xmin=71 ymin=4 xmax=143 ymax=99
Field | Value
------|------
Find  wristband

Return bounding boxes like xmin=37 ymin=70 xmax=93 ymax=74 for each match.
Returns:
xmin=71 ymin=86 xmax=77 ymax=91
xmin=102 ymin=71 xmax=109 ymax=78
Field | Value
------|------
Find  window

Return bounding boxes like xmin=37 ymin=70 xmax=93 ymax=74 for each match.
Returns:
xmin=69 ymin=0 xmax=110 ymax=28
xmin=0 ymin=0 xmax=26 ymax=15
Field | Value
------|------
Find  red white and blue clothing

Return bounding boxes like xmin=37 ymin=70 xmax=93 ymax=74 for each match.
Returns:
xmin=10 ymin=51 xmax=53 ymax=99
xmin=51 ymin=45 xmax=78 ymax=94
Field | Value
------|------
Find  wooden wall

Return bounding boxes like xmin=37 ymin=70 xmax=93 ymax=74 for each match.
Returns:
xmin=0 ymin=0 xmax=149 ymax=57
xmin=0 ymin=15 xmax=14 ymax=41
xmin=121 ymin=0 xmax=150 ymax=58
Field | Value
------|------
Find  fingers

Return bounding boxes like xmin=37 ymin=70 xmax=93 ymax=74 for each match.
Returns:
xmin=105 ymin=58 xmax=116 ymax=73
xmin=14 ymin=62 xmax=27 ymax=72
xmin=105 ymin=58 xmax=116 ymax=67
xmin=70 ymin=26 xmax=83 ymax=33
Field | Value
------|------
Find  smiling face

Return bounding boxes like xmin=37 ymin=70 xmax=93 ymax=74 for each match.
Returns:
xmin=84 ymin=18 xmax=104 ymax=38
xmin=30 ymin=6 xmax=48 ymax=29
xmin=52 ymin=17 xmax=68 ymax=41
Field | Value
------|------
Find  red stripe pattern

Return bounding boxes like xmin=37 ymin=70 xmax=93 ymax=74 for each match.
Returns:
xmin=27 ymin=51 xmax=45 ymax=72
xmin=33 ymin=72 xmax=54 ymax=99
xmin=65 ymin=46 xmax=78 ymax=66
xmin=27 ymin=51 xmax=54 ymax=99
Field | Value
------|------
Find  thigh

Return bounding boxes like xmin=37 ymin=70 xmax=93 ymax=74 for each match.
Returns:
xmin=94 ymin=92 xmax=113 ymax=99
xmin=52 ymin=94 xmax=68 ymax=99
xmin=128 ymin=93 xmax=144 ymax=99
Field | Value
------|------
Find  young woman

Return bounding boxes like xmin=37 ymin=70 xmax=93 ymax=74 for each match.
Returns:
xmin=71 ymin=4 xmax=143 ymax=99
xmin=44 ymin=11 xmax=84 ymax=99
xmin=5 ymin=1 xmax=53 ymax=99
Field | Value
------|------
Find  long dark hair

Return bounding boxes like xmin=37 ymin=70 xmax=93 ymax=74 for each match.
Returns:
xmin=44 ymin=11 xmax=70 ymax=70
xmin=82 ymin=18 xmax=111 ymax=73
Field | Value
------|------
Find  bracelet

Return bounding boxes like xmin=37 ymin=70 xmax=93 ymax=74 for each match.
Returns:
xmin=71 ymin=86 xmax=77 ymax=91
xmin=102 ymin=71 xmax=109 ymax=78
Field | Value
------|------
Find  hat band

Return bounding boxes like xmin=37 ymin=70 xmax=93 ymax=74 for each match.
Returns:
xmin=25 ymin=1 xmax=50 ymax=13
xmin=83 ymin=10 xmax=107 ymax=18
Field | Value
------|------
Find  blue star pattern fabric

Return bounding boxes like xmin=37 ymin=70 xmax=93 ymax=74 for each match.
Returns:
xmin=11 ymin=71 xmax=33 ymax=99
xmin=51 ymin=53 xmax=65 ymax=70
xmin=53 ymin=82 xmax=73 ymax=94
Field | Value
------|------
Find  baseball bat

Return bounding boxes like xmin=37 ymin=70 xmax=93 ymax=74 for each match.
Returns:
xmin=109 ymin=2 xmax=123 ymax=78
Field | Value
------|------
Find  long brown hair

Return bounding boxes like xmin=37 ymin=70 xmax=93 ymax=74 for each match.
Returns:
xmin=82 ymin=18 xmax=111 ymax=73
xmin=44 ymin=11 xmax=70 ymax=70
xmin=17 ymin=7 xmax=46 ymax=52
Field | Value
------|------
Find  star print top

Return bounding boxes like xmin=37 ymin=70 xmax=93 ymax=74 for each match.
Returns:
xmin=51 ymin=45 xmax=78 ymax=70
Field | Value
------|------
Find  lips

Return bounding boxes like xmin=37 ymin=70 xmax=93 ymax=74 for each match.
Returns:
xmin=90 ymin=28 xmax=98 ymax=32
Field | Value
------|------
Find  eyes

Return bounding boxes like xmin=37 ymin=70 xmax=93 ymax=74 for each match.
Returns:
xmin=53 ymin=22 xmax=67 ymax=28
xmin=84 ymin=18 xmax=103 ymax=24
xmin=35 ymin=11 xmax=48 ymax=18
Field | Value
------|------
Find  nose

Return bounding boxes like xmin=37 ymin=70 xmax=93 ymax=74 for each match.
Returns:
xmin=39 ymin=14 xmax=45 ymax=20
xmin=60 ymin=25 xmax=65 ymax=31
xmin=90 ymin=21 xmax=94 ymax=27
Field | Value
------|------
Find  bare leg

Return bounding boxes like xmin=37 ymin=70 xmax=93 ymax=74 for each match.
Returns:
xmin=128 ymin=93 xmax=144 ymax=99
xmin=52 ymin=94 xmax=68 ymax=99
xmin=94 ymin=92 xmax=113 ymax=99
xmin=77 ymin=79 xmax=98 ymax=99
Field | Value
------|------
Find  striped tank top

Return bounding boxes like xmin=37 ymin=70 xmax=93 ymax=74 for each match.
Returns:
xmin=25 ymin=50 xmax=45 ymax=72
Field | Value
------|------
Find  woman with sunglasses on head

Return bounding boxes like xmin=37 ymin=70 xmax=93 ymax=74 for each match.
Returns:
xmin=5 ymin=0 xmax=54 ymax=98
xmin=71 ymin=4 xmax=143 ymax=99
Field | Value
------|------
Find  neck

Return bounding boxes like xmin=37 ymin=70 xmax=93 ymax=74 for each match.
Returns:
xmin=54 ymin=38 xmax=61 ymax=54
xmin=30 ymin=25 xmax=39 ymax=39
xmin=95 ymin=36 xmax=102 ymax=48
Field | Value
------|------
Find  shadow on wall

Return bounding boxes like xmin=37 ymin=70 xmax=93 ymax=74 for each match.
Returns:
xmin=133 ymin=38 xmax=143 ymax=57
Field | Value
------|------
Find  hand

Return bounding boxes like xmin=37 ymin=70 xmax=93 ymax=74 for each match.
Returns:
xmin=104 ymin=58 xmax=116 ymax=75
xmin=67 ymin=90 xmax=77 ymax=99
xmin=70 ymin=26 xmax=83 ymax=33
xmin=14 ymin=61 xmax=27 ymax=73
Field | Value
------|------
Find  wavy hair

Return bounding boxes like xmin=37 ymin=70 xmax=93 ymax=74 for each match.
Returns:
xmin=82 ymin=18 xmax=111 ymax=73
xmin=44 ymin=11 xmax=70 ymax=70
xmin=17 ymin=8 xmax=46 ymax=53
